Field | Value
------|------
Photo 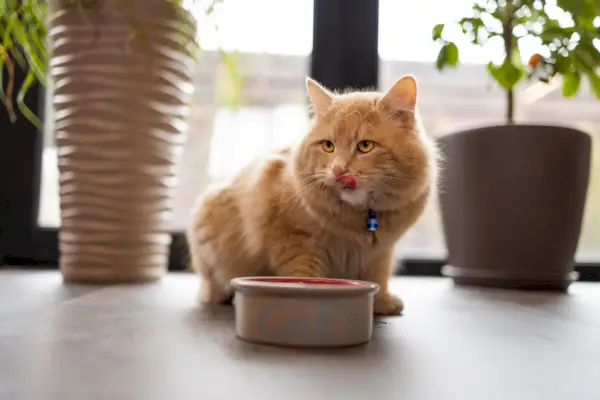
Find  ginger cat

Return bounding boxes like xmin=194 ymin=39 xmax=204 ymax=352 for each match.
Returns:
xmin=187 ymin=76 xmax=438 ymax=315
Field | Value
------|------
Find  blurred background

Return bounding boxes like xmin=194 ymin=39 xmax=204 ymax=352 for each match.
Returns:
xmin=3 ymin=0 xmax=599 ymax=270
xmin=37 ymin=0 xmax=600 ymax=260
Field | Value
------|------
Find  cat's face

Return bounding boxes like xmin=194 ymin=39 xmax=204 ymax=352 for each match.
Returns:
xmin=294 ymin=76 xmax=435 ymax=211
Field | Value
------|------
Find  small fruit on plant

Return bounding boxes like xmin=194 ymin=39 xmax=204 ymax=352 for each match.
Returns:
xmin=528 ymin=53 xmax=542 ymax=68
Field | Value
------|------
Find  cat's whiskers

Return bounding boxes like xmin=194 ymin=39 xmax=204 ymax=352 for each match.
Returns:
xmin=379 ymin=175 xmax=410 ymax=188
xmin=280 ymin=183 xmax=319 ymax=216
xmin=278 ymin=176 xmax=323 ymax=216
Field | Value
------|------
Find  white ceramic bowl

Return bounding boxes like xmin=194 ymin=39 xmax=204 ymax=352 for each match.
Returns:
xmin=230 ymin=277 xmax=380 ymax=347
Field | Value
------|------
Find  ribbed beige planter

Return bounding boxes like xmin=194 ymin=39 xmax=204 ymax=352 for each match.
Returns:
xmin=48 ymin=0 xmax=197 ymax=282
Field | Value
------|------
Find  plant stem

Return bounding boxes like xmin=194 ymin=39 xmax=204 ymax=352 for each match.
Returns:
xmin=503 ymin=0 xmax=515 ymax=124
xmin=506 ymin=89 xmax=514 ymax=124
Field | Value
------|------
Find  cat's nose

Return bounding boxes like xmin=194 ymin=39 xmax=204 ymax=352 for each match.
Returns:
xmin=332 ymin=165 xmax=347 ymax=178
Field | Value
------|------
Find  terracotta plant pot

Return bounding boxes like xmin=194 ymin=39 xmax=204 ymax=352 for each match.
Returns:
xmin=48 ymin=0 xmax=197 ymax=282
xmin=438 ymin=124 xmax=591 ymax=290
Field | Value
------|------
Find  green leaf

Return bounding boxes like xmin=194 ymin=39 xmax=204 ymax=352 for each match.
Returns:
xmin=10 ymin=17 xmax=46 ymax=86
xmin=588 ymin=71 xmax=600 ymax=100
xmin=487 ymin=61 xmax=524 ymax=90
xmin=574 ymin=47 xmax=597 ymax=73
xmin=553 ymin=55 xmax=573 ymax=75
xmin=540 ymin=26 xmax=572 ymax=42
xmin=510 ymin=38 xmax=523 ymax=68
xmin=16 ymin=68 xmax=43 ymax=131
xmin=562 ymin=71 xmax=581 ymax=97
xmin=432 ymin=24 xmax=444 ymax=41
xmin=435 ymin=46 xmax=446 ymax=70
xmin=215 ymin=50 xmax=244 ymax=108
xmin=435 ymin=42 xmax=459 ymax=70
xmin=557 ymin=0 xmax=597 ymax=19
xmin=445 ymin=43 xmax=459 ymax=66
xmin=577 ymin=41 xmax=600 ymax=66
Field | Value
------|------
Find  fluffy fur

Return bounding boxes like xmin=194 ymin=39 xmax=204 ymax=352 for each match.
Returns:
xmin=187 ymin=76 xmax=438 ymax=315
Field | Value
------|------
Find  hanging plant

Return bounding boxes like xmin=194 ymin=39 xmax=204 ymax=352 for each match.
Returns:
xmin=0 ymin=0 xmax=242 ymax=129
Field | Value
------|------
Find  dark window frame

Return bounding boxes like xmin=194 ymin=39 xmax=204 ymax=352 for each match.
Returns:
xmin=1 ymin=0 xmax=599 ymax=281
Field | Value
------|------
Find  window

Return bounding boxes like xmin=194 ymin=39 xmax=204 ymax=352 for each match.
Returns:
xmin=38 ymin=0 xmax=314 ymax=229
xmin=379 ymin=0 xmax=600 ymax=261
xmin=3 ymin=0 xmax=382 ymax=270
xmin=4 ymin=0 xmax=598 ymax=277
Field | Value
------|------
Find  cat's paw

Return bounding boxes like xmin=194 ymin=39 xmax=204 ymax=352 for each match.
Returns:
xmin=199 ymin=278 xmax=233 ymax=305
xmin=290 ymin=270 xmax=319 ymax=278
xmin=374 ymin=293 xmax=404 ymax=316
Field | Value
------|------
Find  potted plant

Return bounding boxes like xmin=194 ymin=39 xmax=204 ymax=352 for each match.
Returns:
xmin=431 ymin=0 xmax=600 ymax=289
xmin=1 ymin=0 xmax=226 ymax=282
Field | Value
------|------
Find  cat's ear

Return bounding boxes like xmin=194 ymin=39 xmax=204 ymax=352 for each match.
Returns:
xmin=306 ymin=77 xmax=334 ymax=116
xmin=378 ymin=76 xmax=417 ymax=115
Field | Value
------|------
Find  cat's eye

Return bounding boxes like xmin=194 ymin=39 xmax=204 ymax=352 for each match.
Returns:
xmin=322 ymin=140 xmax=335 ymax=153
xmin=357 ymin=140 xmax=375 ymax=153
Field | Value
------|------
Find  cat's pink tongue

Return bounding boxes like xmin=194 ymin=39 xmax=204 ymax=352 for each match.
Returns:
xmin=336 ymin=176 xmax=356 ymax=190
